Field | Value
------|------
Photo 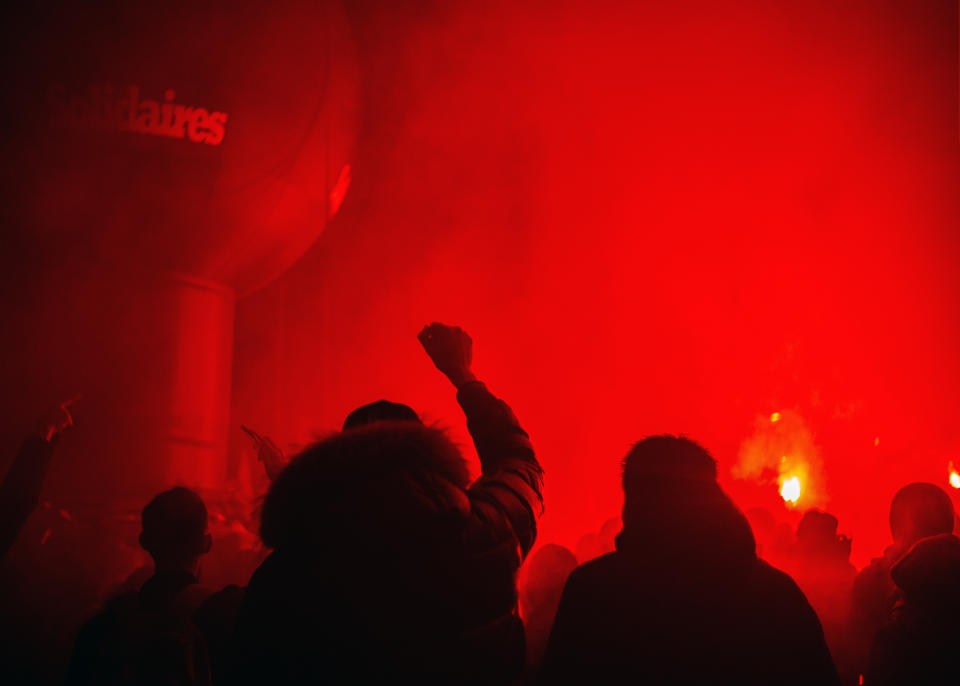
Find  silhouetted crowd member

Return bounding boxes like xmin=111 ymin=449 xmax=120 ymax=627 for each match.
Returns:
xmin=229 ymin=323 xmax=543 ymax=685
xmin=518 ymin=543 xmax=578 ymax=675
xmin=0 ymin=401 xmax=73 ymax=561
xmin=849 ymin=483 xmax=956 ymax=679
xmin=67 ymin=487 xmax=242 ymax=686
xmin=783 ymin=510 xmax=857 ymax=683
xmin=540 ymin=435 xmax=839 ymax=685
xmin=865 ymin=533 xmax=960 ymax=685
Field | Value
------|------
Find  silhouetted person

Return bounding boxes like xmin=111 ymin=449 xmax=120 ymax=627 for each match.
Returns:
xmin=540 ymin=435 xmax=839 ymax=685
xmin=67 ymin=487 xmax=242 ymax=686
xmin=0 ymin=400 xmax=74 ymax=561
xmin=865 ymin=533 xmax=960 ymax=685
xmin=229 ymin=323 xmax=543 ymax=684
xmin=519 ymin=544 xmax=578 ymax=675
xmin=849 ymin=483 xmax=955 ymax=679
xmin=783 ymin=510 xmax=857 ymax=684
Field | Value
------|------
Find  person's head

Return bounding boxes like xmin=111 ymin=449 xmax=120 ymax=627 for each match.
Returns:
xmin=261 ymin=422 xmax=470 ymax=552
xmin=621 ymin=435 xmax=719 ymax=519
xmin=619 ymin=435 xmax=755 ymax=563
xmin=889 ymin=483 xmax=955 ymax=547
xmin=343 ymin=400 xmax=421 ymax=430
xmin=795 ymin=509 xmax=850 ymax=562
xmin=139 ymin=487 xmax=211 ymax=572
xmin=796 ymin=509 xmax=839 ymax=545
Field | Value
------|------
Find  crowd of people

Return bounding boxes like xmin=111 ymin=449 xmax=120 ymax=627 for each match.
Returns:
xmin=1 ymin=323 xmax=958 ymax=684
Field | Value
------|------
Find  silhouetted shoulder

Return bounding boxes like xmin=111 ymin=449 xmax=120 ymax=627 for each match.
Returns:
xmin=571 ymin=551 xmax=619 ymax=577
xmin=753 ymin=559 xmax=808 ymax=596
xmin=555 ymin=552 xmax=620 ymax=594
xmin=749 ymin=559 xmax=825 ymax=620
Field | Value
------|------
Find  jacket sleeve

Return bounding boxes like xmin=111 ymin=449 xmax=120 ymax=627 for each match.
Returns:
xmin=0 ymin=435 xmax=57 ymax=561
xmin=458 ymin=381 xmax=543 ymax=557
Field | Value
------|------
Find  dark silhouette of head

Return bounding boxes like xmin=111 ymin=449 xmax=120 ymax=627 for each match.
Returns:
xmin=261 ymin=421 xmax=469 ymax=552
xmin=797 ymin=509 xmax=839 ymax=545
xmin=621 ymin=435 xmax=718 ymax=515
xmin=619 ymin=435 xmax=755 ymax=566
xmin=139 ymin=487 xmax=211 ymax=573
xmin=343 ymin=400 xmax=421 ymax=430
xmin=889 ymin=483 xmax=955 ymax=547
xmin=795 ymin=509 xmax=850 ymax=563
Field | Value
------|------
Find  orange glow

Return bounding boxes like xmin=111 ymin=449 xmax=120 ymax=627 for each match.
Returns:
xmin=949 ymin=462 xmax=960 ymax=489
xmin=780 ymin=476 xmax=801 ymax=504
xmin=770 ymin=412 xmax=781 ymax=423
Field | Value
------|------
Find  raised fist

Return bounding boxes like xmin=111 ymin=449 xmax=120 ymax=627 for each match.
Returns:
xmin=418 ymin=323 xmax=477 ymax=388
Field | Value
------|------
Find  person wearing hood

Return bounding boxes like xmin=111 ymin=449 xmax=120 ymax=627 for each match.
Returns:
xmin=539 ymin=435 xmax=839 ymax=685
xmin=228 ymin=323 xmax=543 ymax=684
xmin=849 ymin=483 xmax=956 ymax=679
xmin=865 ymin=533 xmax=960 ymax=685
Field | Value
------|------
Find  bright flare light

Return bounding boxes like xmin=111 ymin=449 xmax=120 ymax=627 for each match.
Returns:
xmin=949 ymin=462 xmax=960 ymax=489
xmin=780 ymin=476 xmax=801 ymax=504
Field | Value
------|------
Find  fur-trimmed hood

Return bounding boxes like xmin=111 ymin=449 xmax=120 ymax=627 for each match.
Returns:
xmin=260 ymin=422 xmax=472 ymax=553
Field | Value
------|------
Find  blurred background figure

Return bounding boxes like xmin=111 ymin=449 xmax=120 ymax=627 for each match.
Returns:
xmin=781 ymin=509 xmax=857 ymax=683
xmin=574 ymin=517 xmax=621 ymax=564
xmin=518 ymin=543 xmax=578 ymax=675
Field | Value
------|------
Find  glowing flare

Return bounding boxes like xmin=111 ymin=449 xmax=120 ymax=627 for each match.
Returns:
xmin=770 ymin=412 xmax=781 ymax=423
xmin=780 ymin=476 xmax=801 ymax=503
xmin=949 ymin=462 xmax=960 ymax=489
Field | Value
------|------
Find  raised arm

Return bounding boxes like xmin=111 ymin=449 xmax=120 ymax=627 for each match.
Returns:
xmin=418 ymin=323 xmax=543 ymax=555
xmin=0 ymin=400 xmax=75 ymax=561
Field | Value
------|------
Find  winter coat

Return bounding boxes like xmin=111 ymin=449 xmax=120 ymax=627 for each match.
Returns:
xmin=230 ymin=381 xmax=543 ymax=685
xmin=866 ymin=534 xmax=960 ymax=686
xmin=540 ymin=484 xmax=840 ymax=685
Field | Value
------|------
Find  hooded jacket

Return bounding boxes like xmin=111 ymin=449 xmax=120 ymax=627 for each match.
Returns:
xmin=866 ymin=534 xmax=960 ymax=685
xmin=540 ymin=482 xmax=839 ymax=685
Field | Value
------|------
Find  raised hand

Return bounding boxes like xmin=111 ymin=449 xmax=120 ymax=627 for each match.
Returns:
xmin=36 ymin=396 xmax=78 ymax=442
xmin=418 ymin=323 xmax=478 ymax=389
